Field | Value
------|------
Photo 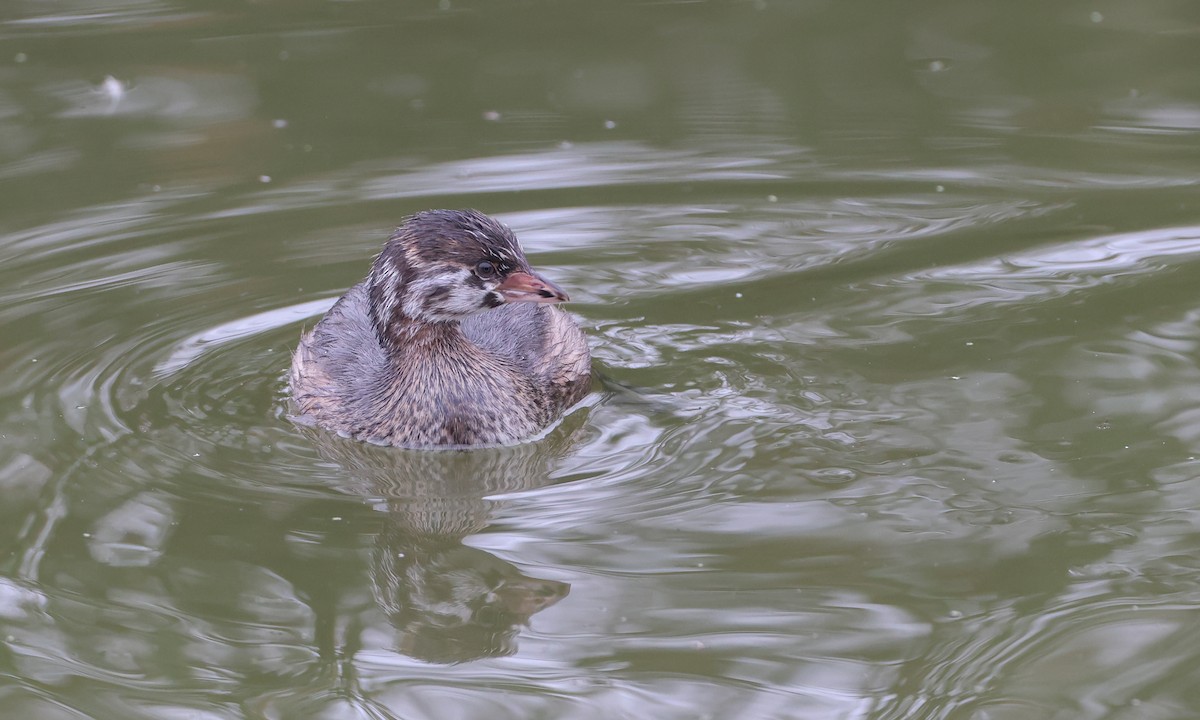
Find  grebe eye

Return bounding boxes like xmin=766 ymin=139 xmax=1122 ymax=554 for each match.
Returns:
xmin=475 ymin=260 xmax=497 ymax=278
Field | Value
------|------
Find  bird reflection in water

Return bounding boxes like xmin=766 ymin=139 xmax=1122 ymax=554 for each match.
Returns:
xmin=303 ymin=416 xmax=581 ymax=665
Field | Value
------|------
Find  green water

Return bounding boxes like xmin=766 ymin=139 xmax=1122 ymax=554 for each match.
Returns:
xmin=3 ymin=2 xmax=1200 ymax=718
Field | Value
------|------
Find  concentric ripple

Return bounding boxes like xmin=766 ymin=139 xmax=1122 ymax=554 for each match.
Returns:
xmin=4 ymin=140 xmax=1200 ymax=718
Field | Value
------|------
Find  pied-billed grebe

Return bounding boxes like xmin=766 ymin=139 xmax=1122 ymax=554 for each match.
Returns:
xmin=290 ymin=209 xmax=591 ymax=448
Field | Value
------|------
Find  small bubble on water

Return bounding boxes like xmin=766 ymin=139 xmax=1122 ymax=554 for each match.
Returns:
xmin=1090 ymin=11 xmax=1103 ymax=23
xmin=152 ymin=184 xmax=161 ymax=192
xmin=935 ymin=185 xmax=945 ymax=192
xmin=82 ymin=533 xmax=91 ymax=538
xmin=603 ymin=119 xmax=617 ymax=129
xmin=272 ymin=118 xmax=288 ymax=129
xmin=101 ymin=75 xmax=125 ymax=103
xmin=950 ymin=375 xmax=961 ymax=380
xmin=332 ymin=516 xmax=343 ymax=522
xmin=928 ymin=59 xmax=946 ymax=72
xmin=482 ymin=110 xmax=501 ymax=122
xmin=948 ymin=610 xmax=962 ymax=619
xmin=559 ymin=140 xmax=573 ymax=149
xmin=735 ymin=292 xmax=743 ymax=298
xmin=30 ymin=358 xmax=36 ymax=363
xmin=258 ymin=175 xmax=272 ymax=183
xmin=14 ymin=52 xmax=27 ymax=64
xmin=767 ymin=194 xmax=778 ymax=202
xmin=965 ymin=341 xmax=974 ymax=346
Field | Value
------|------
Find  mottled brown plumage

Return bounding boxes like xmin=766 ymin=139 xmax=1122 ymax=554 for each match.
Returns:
xmin=290 ymin=210 xmax=591 ymax=448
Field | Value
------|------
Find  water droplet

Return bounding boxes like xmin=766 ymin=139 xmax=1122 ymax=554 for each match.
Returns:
xmin=603 ymin=119 xmax=617 ymax=129
xmin=766 ymin=194 xmax=778 ymax=202
xmin=1090 ymin=11 xmax=1103 ymax=22
xmin=272 ymin=118 xmax=288 ymax=129
xmin=935 ymin=185 xmax=945 ymax=192
xmin=258 ymin=175 xmax=271 ymax=183
xmin=482 ymin=110 xmax=501 ymax=122
xmin=14 ymin=52 xmax=27 ymax=64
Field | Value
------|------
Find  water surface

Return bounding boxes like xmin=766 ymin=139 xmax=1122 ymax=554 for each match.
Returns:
xmin=3 ymin=2 xmax=1200 ymax=718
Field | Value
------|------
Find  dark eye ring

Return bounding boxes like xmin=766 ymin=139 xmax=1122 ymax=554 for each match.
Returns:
xmin=475 ymin=260 xmax=499 ymax=279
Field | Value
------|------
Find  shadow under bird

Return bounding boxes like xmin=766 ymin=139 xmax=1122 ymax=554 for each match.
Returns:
xmin=290 ymin=209 xmax=591 ymax=448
